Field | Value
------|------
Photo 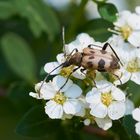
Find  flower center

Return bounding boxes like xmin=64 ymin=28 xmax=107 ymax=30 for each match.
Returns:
xmin=53 ymin=93 xmax=66 ymax=105
xmin=101 ymin=92 xmax=113 ymax=107
xmin=60 ymin=65 xmax=75 ymax=77
xmin=120 ymin=25 xmax=132 ymax=40
xmin=126 ymin=58 xmax=140 ymax=72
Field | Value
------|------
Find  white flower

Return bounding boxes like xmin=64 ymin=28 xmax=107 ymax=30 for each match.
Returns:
xmin=115 ymin=46 xmax=140 ymax=85
xmin=113 ymin=10 xmax=140 ymax=47
xmin=29 ymin=81 xmax=47 ymax=99
xmin=44 ymin=53 xmax=65 ymax=75
xmin=108 ymin=35 xmax=140 ymax=85
xmin=43 ymin=75 xmax=83 ymax=119
xmin=65 ymin=33 xmax=95 ymax=54
xmin=44 ymin=53 xmax=86 ymax=79
xmin=95 ymin=117 xmax=112 ymax=130
xmin=135 ymin=6 xmax=140 ymax=15
xmin=86 ymin=80 xmax=126 ymax=120
xmin=132 ymin=107 xmax=140 ymax=136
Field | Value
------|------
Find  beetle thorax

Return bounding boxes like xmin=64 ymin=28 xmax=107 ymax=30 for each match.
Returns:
xmin=68 ymin=52 xmax=82 ymax=66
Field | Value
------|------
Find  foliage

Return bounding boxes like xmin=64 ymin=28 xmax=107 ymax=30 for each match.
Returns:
xmin=0 ymin=0 xmax=140 ymax=140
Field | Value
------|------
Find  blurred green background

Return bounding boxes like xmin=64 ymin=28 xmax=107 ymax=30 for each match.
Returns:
xmin=0 ymin=0 xmax=140 ymax=140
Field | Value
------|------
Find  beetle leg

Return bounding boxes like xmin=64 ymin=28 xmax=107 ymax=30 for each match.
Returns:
xmin=38 ymin=63 xmax=64 ymax=97
xmin=66 ymin=48 xmax=78 ymax=57
xmin=58 ymin=66 xmax=80 ymax=92
xmin=110 ymin=72 xmax=122 ymax=85
xmin=88 ymin=44 xmax=102 ymax=49
xmin=103 ymin=43 xmax=123 ymax=66
xmin=80 ymin=69 xmax=97 ymax=88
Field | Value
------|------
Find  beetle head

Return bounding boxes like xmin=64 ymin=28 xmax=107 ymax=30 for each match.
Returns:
xmin=63 ymin=52 xmax=82 ymax=67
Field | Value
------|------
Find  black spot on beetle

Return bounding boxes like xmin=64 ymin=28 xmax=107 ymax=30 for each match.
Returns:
xmin=110 ymin=55 xmax=120 ymax=69
xmin=98 ymin=59 xmax=105 ymax=70
xmin=87 ymin=61 xmax=93 ymax=67
xmin=90 ymin=51 xmax=95 ymax=54
xmin=89 ymin=56 xmax=94 ymax=59
xmin=100 ymin=50 xmax=107 ymax=54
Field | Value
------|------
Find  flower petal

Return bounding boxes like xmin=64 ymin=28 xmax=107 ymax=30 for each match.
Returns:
xmin=131 ymin=72 xmax=140 ymax=85
xmin=125 ymin=99 xmax=134 ymax=115
xmin=111 ymin=86 xmax=125 ymax=101
xmin=114 ymin=68 xmax=131 ymax=86
xmin=45 ymin=100 xmax=63 ymax=119
xmin=108 ymin=101 xmax=125 ymax=120
xmin=136 ymin=6 xmax=140 ymax=15
xmin=90 ymin=103 xmax=107 ymax=118
xmin=44 ymin=62 xmax=61 ymax=75
xmin=86 ymin=88 xmax=101 ymax=104
xmin=65 ymin=40 xmax=80 ymax=54
xmin=135 ymin=122 xmax=140 ymax=136
xmin=65 ymin=33 xmax=95 ymax=54
xmin=114 ymin=11 xmax=131 ymax=27
xmin=76 ymin=33 xmax=95 ymax=47
xmin=128 ymin=32 xmax=140 ymax=47
xmin=96 ymin=80 xmax=112 ymax=92
xmin=95 ymin=117 xmax=112 ymax=130
xmin=64 ymin=84 xmax=82 ymax=98
xmin=40 ymin=82 xmax=56 ymax=100
xmin=29 ymin=92 xmax=42 ymax=99
xmin=56 ymin=53 xmax=65 ymax=64
xmin=132 ymin=108 xmax=140 ymax=122
xmin=63 ymin=99 xmax=81 ymax=115
xmin=72 ymin=68 xmax=86 ymax=79
xmin=34 ymin=81 xmax=56 ymax=100
xmin=52 ymin=75 xmax=73 ymax=92
xmin=127 ymin=14 xmax=140 ymax=30
xmin=75 ymin=100 xmax=86 ymax=117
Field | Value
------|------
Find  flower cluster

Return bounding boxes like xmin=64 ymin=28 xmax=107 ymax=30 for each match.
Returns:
xmin=29 ymin=6 xmax=140 ymax=135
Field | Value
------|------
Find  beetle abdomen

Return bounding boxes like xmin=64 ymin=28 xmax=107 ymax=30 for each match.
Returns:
xmin=82 ymin=48 xmax=119 ymax=71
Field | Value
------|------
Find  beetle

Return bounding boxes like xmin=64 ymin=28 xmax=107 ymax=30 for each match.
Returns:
xmin=39 ymin=42 xmax=123 ymax=94
xmin=63 ymin=42 xmax=122 ymax=72
xmin=39 ymin=29 xmax=123 ymax=93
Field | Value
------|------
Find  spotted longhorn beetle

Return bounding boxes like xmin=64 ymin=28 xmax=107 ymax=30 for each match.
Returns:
xmin=39 ymin=29 xmax=123 ymax=94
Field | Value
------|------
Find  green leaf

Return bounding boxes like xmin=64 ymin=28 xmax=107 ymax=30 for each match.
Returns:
xmin=16 ymin=105 xmax=61 ymax=137
xmin=1 ymin=33 xmax=37 ymax=83
xmin=8 ymin=82 xmax=38 ymax=113
xmin=84 ymin=18 xmax=113 ymax=41
xmin=123 ymin=115 xmax=139 ymax=140
xmin=0 ymin=1 xmax=16 ymax=19
xmin=98 ymin=3 xmax=118 ymax=22
xmin=13 ymin=0 xmax=60 ymax=40
xmin=122 ymin=81 xmax=140 ymax=105
xmin=92 ymin=0 xmax=108 ymax=4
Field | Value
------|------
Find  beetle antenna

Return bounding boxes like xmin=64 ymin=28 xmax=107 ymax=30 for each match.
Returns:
xmin=88 ymin=44 xmax=103 ymax=49
xmin=38 ymin=63 xmax=64 ymax=96
xmin=58 ymin=66 xmax=80 ymax=92
xmin=62 ymin=26 xmax=66 ymax=56
xmin=103 ymin=42 xmax=124 ymax=67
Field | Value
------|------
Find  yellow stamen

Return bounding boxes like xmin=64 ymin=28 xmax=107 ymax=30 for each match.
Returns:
xmin=53 ymin=93 xmax=66 ymax=105
xmin=127 ymin=58 xmax=140 ymax=72
xmin=60 ymin=65 xmax=75 ymax=77
xmin=120 ymin=25 xmax=132 ymax=40
xmin=101 ymin=92 xmax=113 ymax=107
